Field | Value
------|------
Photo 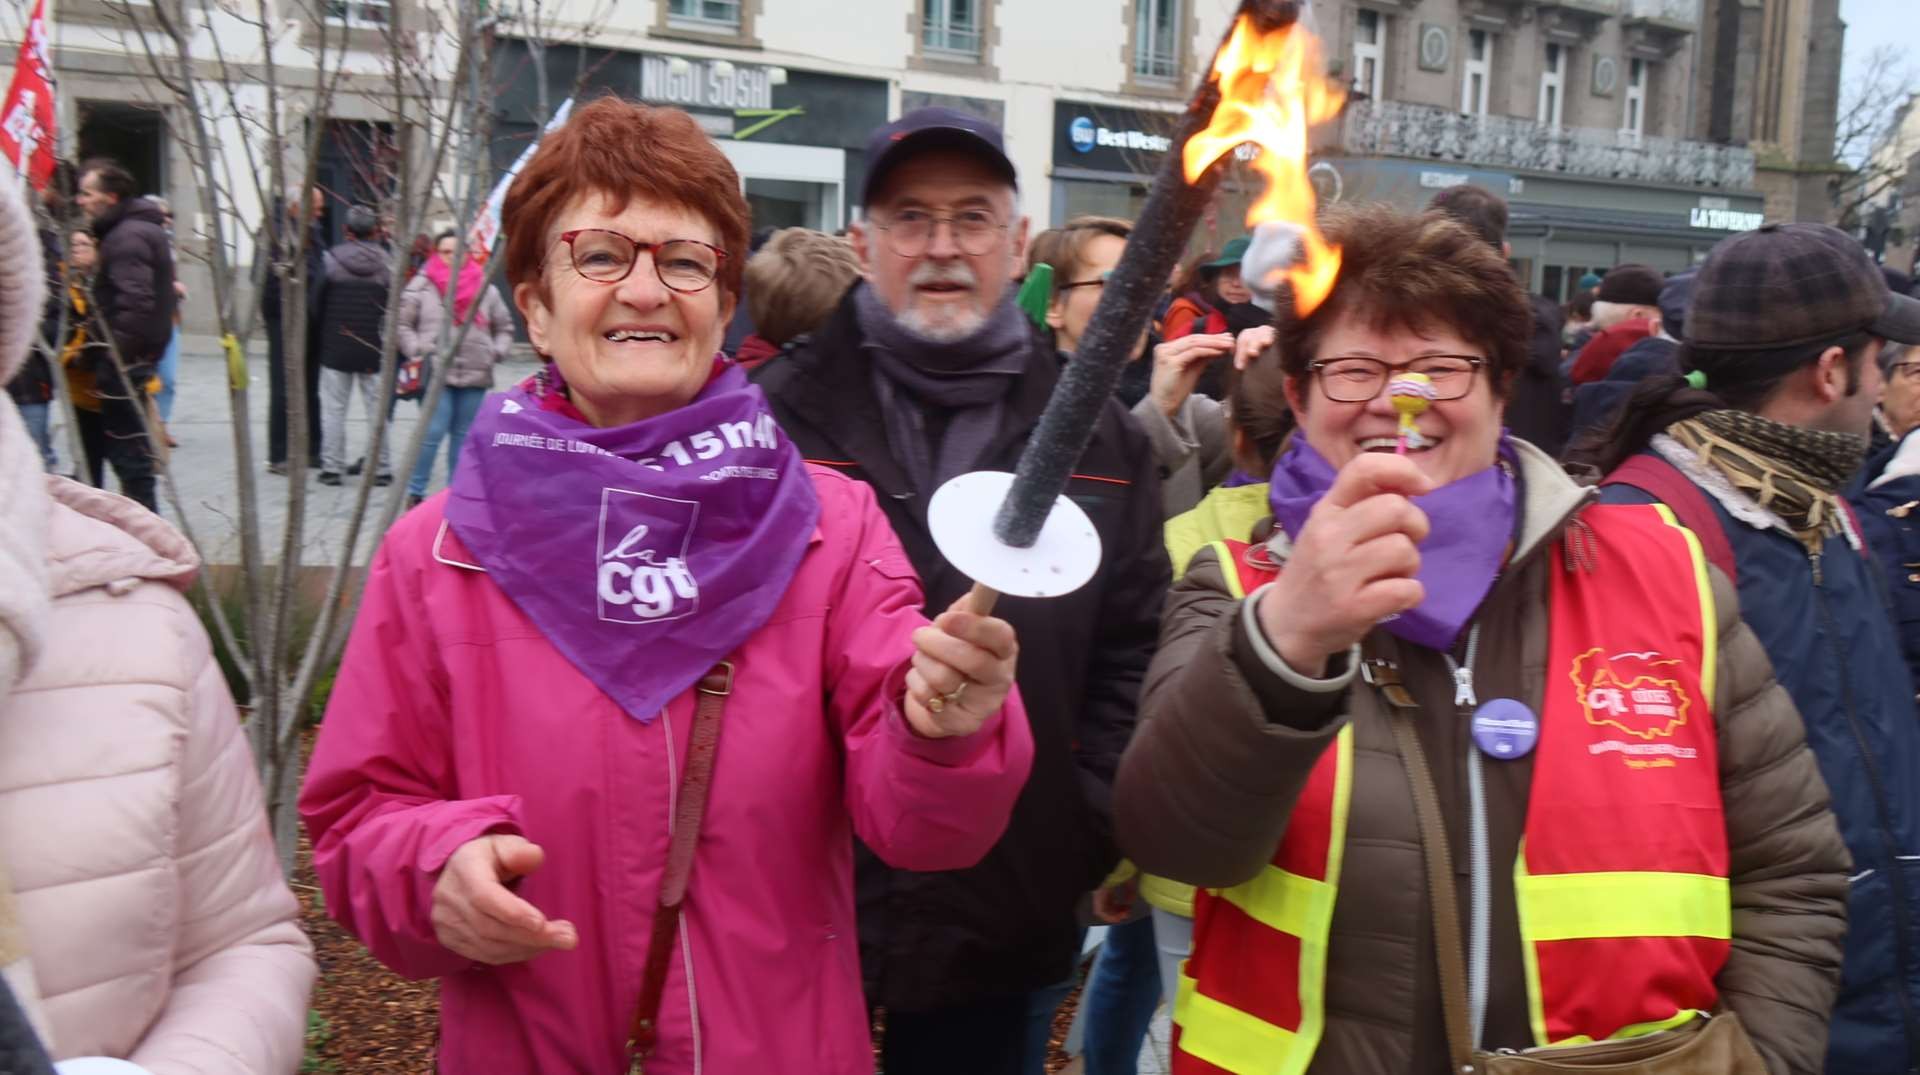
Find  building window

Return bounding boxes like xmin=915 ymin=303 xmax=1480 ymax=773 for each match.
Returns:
xmin=324 ymin=0 xmax=390 ymax=26
xmin=923 ymin=0 xmax=982 ymax=59
xmin=1353 ymin=9 xmax=1384 ymax=101
xmin=1538 ymin=42 xmax=1564 ymax=127
xmin=1461 ymin=29 xmax=1490 ymax=116
xmin=668 ymin=0 xmax=741 ymax=29
xmin=1623 ymin=58 xmax=1647 ymax=142
xmin=1134 ymin=0 xmax=1181 ymax=82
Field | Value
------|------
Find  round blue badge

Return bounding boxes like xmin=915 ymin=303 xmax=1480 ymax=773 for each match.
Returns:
xmin=1471 ymin=698 xmax=1539 ymax=760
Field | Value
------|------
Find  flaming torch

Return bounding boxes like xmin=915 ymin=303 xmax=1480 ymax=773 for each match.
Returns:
xmin=929 ymin=0 xmax=1346 ymax=611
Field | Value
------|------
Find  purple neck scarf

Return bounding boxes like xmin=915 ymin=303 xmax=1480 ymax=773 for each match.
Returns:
xmin=445 ymin=362 xmax=821 ymax=723
xmin=1267 ymin=437 xmax=1517 ymax=652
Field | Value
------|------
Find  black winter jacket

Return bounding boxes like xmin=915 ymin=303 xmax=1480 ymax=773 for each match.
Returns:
xmin=310 ymin=239 xmax=391 ymax=374
xmin=1569 ymin=335 xmax=1679 ymax=440
xmin=1506 ymin=292 xmax=1570 ymax=457
xmin=755 ymin=293 xmax=1171 ymax=1011
xmin=257 ymin=205 xmax=327 ymax=326
xmin=5 ymin=227 xmax=58 ymax=407
xmin=89 ymin=197 xmax=175 ymax=379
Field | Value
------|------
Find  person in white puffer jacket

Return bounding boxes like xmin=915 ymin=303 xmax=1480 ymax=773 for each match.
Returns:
xmin=0 ymin=177 xmax=316 ymax=1073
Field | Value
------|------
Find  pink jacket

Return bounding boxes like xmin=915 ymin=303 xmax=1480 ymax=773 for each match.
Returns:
xmin=301 ymin=467 xmax=1034 ymax=1074
xmin=2 ymin=479 xmax=315 ymax=1073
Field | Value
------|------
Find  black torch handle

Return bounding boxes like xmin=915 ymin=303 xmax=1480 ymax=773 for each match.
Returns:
xmin=991 ymin=0 xmax=1302 ymax=549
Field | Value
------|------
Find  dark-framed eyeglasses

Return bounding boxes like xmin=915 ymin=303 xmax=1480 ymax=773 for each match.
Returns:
xmin=872 ymin=208 xmax=1007 ymax=257
xmin=1307 ymin=355 xmax=1486 ymax=403
xmin=551 ymin=229 xmax=727 ymax=293
xmin=1059 ymin=270 xmax=1112 ymax=293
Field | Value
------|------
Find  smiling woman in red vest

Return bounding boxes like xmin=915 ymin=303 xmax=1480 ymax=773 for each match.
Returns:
xmin=1114 ymin=203 xmax=1850 ymax=1074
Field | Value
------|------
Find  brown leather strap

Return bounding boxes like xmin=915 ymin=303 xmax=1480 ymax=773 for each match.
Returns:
xmin=627 ymin=662 xmax=733 ymax=1072
xmin=1388 ymin=711 xmax=1476 ymax=1075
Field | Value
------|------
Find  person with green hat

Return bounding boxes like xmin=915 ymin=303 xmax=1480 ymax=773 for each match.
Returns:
xmin=1164 ymin=236 xmax=1253 ymax=343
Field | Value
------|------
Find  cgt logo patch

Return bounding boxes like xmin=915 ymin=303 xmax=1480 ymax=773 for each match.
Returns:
xmin=596 ymin=488 xmax=700 ymax=624
xmin=1570 ymin=648 xmax=1692 ymax=740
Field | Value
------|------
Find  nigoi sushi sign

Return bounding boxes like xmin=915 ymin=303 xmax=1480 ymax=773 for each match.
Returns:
xmin=640 ymin=54 xmax=776 ymax=112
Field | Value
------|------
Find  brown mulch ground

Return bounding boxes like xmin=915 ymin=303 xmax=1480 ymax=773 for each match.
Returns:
xmin=291 ymin=735 xmax=1085 ymax=1073
xmin=294 ymin=833 xmax=440 ymax=1072
xmin=294 ymin=731 xmax=438 ymax=1073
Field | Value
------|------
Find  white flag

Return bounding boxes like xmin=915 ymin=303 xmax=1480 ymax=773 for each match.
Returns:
xmin=466 ymin=97 xmax=575 ymax=263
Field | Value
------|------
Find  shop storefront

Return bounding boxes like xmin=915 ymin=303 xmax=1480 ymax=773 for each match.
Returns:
xmin=493 ymin=41 xmax=888 ymax=235
xmin=1305 ymin=156 xmax=1765 ymax=301
xmin=1050 ymin=100 xmax=1176 ymax=224
xmin=1049 ymin=99 xmax=1259 ymax=253
xmin=1506 ymin=175 xmax=1765 ymax=301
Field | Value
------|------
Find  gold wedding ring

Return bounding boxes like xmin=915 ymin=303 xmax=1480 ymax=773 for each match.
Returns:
xmin=927 ymin=680 xmax=969 ymax=714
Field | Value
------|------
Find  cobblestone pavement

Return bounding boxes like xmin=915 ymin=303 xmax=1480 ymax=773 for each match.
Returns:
xmin=41 ymin=336 xmax=539 ymax=567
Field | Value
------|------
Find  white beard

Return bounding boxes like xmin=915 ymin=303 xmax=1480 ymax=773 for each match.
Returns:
xmin=900 ymin=303 xmax=987 ymax=343
xmin=897 ymin=259 xmax=987 ymax=342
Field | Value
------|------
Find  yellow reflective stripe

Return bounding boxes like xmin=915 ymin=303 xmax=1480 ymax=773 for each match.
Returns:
xmin=1180 ymin=729 xmax=1354 ymax=1073
xmin=1174 ymin=968 xmax=1302 ymax=1075
xmin=1543 ymin=1008 xmax=1706 ymax=1047
xmin=1649 ymin=503 xmax=1718 ymax=705
xmin=1518 ymin=868 xmax=1730 ymax=941
xmin=1293 ymin=727 xmax=1353 ymax=1061
xmin=1515 ymin=850 xmax=1729 ymax=1046
xmin=1517 ymin=843 xmax=1553 ymax=1048
xmin=1211 ymin=540 xmax=1249 ymax=599
xmin=1218 ymin=865 xmax=1334 ymax=938
xmin=1325 ymin=727 xmax=1354 ymax=891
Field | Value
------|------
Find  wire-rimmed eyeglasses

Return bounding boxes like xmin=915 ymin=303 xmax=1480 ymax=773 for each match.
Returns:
xmin=871 ymin=208 xmax=1007 ymax=258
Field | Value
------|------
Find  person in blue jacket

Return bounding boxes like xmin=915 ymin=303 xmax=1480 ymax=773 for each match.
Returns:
xmin=1567 ymin=270 xmax=1695 ymax=443
xmin=1570 ymin=222 xmax=1920 ymax=1074
xmin=1849 ymin=340 xmax=1920 ymax=705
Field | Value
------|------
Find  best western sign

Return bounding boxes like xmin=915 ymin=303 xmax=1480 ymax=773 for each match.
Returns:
xmin=1054 ymin=101 xmax=1182 ymax=173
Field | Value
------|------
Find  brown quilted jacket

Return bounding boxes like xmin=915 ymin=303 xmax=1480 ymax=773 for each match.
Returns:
xmin=1115 ymin=441 xmax=1849 ymax=1075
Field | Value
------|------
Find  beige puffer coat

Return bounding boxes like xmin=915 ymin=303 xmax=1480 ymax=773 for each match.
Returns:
xmin=394 ymin=271 xmax=514 ymax=390
xmin=0 ymin=478 xmax=315 ymax=1073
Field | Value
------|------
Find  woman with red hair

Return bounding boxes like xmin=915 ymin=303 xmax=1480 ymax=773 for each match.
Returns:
xmin=300 ymin=97 xmax=1035 ymax=1074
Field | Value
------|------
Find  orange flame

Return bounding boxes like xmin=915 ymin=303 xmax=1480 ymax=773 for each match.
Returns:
xmin=1183 ymin=15 xmax=1346 ymax=315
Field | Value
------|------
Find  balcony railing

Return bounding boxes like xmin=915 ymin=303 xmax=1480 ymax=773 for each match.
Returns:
xmin=1533 ymin=0 xmax=1620 ymax=15
xmin=1338 ymin=99 xmax=1755 ymax=189
xmin=1625 ymin=0 xmax=1699 ymax=23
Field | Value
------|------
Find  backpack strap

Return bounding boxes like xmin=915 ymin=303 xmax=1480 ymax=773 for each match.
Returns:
xmin=1601 ymin=454 xmax=1738 ymax=586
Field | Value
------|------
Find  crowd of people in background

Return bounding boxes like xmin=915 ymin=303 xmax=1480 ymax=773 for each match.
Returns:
xmin=6 ymin=90 xmax=1920 ymax=1075
xmin=5 ymin=158 xmax=532 ymax=512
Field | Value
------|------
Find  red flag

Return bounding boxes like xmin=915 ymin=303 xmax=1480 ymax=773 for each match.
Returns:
xmin=0 ymin=0 xmax=56 ymax=190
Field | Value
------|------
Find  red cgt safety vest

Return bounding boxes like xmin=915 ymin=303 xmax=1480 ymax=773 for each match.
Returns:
xmin=1173 ymin=504 xmax=1730 ymax=1075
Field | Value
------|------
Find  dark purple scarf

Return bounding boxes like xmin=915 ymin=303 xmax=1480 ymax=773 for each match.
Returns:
xmin=1267 ymin=437 xmax=1516 ymax=652
xmin=445 ymin=362 xmax=821 ymax=722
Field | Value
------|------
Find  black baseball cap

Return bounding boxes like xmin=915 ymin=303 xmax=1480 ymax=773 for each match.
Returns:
xmin=861 ymin=107 xmax=1017 ymax=209
xmin=1595 ymin=264 xmax=1664 ymax=308
xmin=1686 ymin=222 xmax=1920 ymax=350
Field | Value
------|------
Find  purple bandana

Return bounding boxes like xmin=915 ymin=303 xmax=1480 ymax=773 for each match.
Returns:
xmin=445 ymin=362 xmax=821 ymax=722
xmin=1267 ymin=437 xmax=1516 ymax=652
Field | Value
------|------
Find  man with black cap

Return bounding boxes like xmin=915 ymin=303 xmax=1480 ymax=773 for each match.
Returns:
xmin=754 ymin=108 xmax=1169 ymax=1073
xmin=1566 ymin=263 xmax=1665 ymax=385
xmin=1580 ymin=222 xmax=1920 ymax=1073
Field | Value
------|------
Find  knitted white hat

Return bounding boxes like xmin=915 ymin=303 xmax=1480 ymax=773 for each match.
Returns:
xmin=0 ymin=177 xmax=52 ymax=697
